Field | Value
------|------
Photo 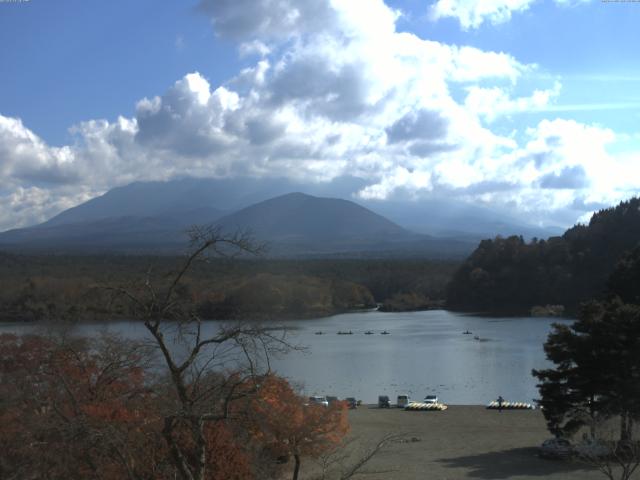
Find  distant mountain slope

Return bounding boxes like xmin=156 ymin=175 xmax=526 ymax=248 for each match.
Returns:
xmin=0 ymin=216 xmax=194 ymax=252
xmin=213 ymin=192 xmax=469 ymax=256
xmin=0 ymin=190 xmax=475 ymax=258
xmin=217 ymin=192 xmax=407 ymax=241
xmin=446 ymin=197 xmax=640 ymax=315
xmin=33 ymin=177 xmax=557 ymax=240
xmin=0 ymin=176 xmax=560 ymax=258
xmin=43 ymin=178 xmax=234 ymax=227
xmin=360 ymin=197 xmax=563 ymax=240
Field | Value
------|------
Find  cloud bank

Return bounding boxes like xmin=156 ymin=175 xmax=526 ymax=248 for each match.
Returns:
xmin=0 ymin=0 xmax=634 ymax=231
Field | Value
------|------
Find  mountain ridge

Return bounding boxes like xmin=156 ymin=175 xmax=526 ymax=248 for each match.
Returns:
xmin=20 ymin=177 xmax=559 ymax=239
xmin=0 ymin=190 xmax=475 ymax=258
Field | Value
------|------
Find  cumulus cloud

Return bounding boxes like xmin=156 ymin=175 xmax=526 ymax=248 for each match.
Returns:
xmin=430 ymin=0 xmax=535 ymax=30
xmin=0 ymin=0 xmax=633 ymax=231
xmin=464 ymin=82 xmax=562 ymax=122
xmin=0 ymin=116 xmax=80 ymax=187
xmin=197 ymin=0 xmax=337 ymax=40
xmin=430 ymin=0 xmax=592 ymax=30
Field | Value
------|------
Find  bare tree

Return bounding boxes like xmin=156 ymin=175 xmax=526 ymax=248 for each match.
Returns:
xmin=108 ymin=226 xmax=291 ymax=480
xmin=311 ymin=433 xmax=409 ymax=480
xmin=575 ymin=414 xmax=640 ymax=480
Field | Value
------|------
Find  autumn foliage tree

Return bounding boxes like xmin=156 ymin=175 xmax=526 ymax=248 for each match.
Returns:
xmin=245 ymin=375 xmax=349 ymax=480
xmin=107 ymin=226 xmax=297 ymax=480
xmin=0 ymin=332 xmax=170 ymax=479
xmin=1 ymin=228 xmax=355 ymax=480
xmin=0 ymin=332 xmax=273 ymax=480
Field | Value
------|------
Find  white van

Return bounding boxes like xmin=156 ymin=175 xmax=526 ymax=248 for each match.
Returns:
xmin=397 ymin=394 xmax=410 ymax=408
xmin=309 ymin=396 xmax=329 ymax=407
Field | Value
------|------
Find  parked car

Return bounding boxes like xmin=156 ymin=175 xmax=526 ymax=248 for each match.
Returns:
xmin=424 ymin=395 xmax=438 ymax=404
xmin=378 ymin=395 xmax=390 ymax=408
xmin=309 ymin=396 xmax=329 ymax=407
xmin=397 ymin=395 xmax=410 ymax=408
xmin=538 ymin=438 xmax=572 ymax=460
xmin=345 ymin=397 xmax=358 ymax=409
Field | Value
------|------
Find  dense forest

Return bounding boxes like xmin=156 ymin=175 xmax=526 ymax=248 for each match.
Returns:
xmin=446 ymin=197 xmax=640 ymax=315
xmin=0 ymin=254 xmax=457 ymax=322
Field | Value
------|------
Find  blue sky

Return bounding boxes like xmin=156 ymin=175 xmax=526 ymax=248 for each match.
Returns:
xmin=0 ymin=0 xmax=639 ymax=230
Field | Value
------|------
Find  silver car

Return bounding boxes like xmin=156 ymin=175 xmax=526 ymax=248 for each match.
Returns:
xmin=309 ymin=395 xmax=329 ymax=407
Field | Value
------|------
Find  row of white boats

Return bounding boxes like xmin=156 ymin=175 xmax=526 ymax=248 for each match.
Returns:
xmin=402 ymin=400 xmax=535 ymax=411
xmin=486 ymin=400 xmax=535 ymax=410
xmin=316 ymin=330 xmax=390 ymax=335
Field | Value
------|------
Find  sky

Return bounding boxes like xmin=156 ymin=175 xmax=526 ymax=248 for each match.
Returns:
xmin=1 ymin=0 xmax=639 ymax=231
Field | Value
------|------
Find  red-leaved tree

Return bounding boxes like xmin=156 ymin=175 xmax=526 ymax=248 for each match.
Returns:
xmin=246 ymin=375 xmax=350 ymax=480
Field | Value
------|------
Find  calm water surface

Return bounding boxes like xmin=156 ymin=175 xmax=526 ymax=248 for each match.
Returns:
xmin=1 ymin=310 xmax=570 ymax=405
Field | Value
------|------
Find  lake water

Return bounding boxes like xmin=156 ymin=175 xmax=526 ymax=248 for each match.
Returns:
xmin=0 ymin=310 xmax=570 ymax=405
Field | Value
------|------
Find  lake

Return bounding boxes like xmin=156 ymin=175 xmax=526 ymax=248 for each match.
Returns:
xmin=0 ymin=310 xmax=570 ymax=405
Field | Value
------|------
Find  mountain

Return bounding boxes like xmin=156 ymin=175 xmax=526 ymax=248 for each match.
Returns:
xmin=362 ymin=197 xmax=563 ymax=240
xmin=41 ymin=177 xmax=265 ymax=227
xmin=217 ymin=192 xmax=406 ymax=241
xmin=0 ymin=215 xmax=202 ymax=252
xmin=0 ymin=190 xmax=475 ymax=257
xmin=213 ymin=192 xmax=472 ymax=256
xmin=0 ymin=176 xmax=561 ymax=256
xmin=446 ymin=197 xmax=640 ymax=315
xmin=33 ymin=177 xmax=556 ymax=239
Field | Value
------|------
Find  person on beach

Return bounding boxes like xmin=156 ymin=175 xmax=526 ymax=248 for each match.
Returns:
xmin=497 ymin=395 xmax=504 ymax=412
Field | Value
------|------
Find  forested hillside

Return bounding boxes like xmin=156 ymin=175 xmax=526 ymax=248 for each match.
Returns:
xmin=446 ymin=197 xmax=640 ymax=315
xmin=0 ymin=254 xmax=457 ymax=321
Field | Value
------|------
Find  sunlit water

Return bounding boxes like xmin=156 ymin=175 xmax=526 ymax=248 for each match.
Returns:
xmin=0 ymin=310 xmax=570 ymax=405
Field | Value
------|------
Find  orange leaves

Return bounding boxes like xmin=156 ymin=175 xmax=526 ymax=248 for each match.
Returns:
xmin=1 ymin=334 xmax=349 ymax=480
xmin=0 ymin=334 xmax=164 ymax=480
xmin=203 ymin=422 xmax=254 ymax=480
xmin=248 ymin=374 xmax=350 ymax=459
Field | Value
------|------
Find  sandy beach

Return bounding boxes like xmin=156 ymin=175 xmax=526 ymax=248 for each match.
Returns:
xmin=334 ymin=406 xmax=614 ymax=480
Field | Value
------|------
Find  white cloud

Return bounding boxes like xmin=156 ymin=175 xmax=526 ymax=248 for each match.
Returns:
xmin=464 ymin=81 xmax=561 ymax=122
xmin=430 ymin=0 xmax=535 ymax=30
xmin=430 ymin=0 xmax=592 ymax=30
xmin=0 ymin=115 xmax=80 ymax=187
xmin=0 ymin=0 xmax=632 ymax=232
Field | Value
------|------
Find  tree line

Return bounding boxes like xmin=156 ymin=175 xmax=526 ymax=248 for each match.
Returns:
xmin=0 ymin=253 xmax=457 ymax=322
xmin=446 ymin=197 xmax=640 ymax=315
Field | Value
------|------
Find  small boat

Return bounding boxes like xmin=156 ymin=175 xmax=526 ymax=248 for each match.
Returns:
xmin=473 ymin=335 xmax=480 ymax=340
xmin=364 ymin=331 xmax=374 ymax=335
xmin=315 ymin=331 xmax=324 ymax=335
xmin=463 ymin=330 xmax=472 ymax=335
xmin=380 ymin=330 xmax=390 ymax=335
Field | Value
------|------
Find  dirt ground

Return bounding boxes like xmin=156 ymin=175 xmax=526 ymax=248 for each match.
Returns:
xmin=320 ymin=405 xmax=625 ymax=480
